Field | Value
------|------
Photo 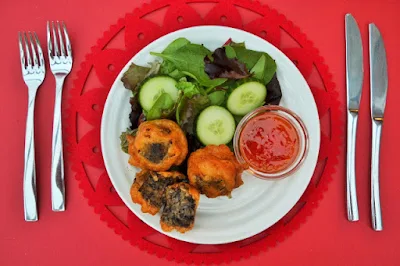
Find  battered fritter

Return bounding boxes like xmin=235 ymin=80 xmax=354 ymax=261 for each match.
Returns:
xmin=130 ymin=170 xmax=187 ymax=215
xmin=160 ymin=182 xmax=200 ymax=233
xmin=187 ymin=144 xmax=245 ymax=198
xmin=127 ymin=119 xmax=188 ymax=171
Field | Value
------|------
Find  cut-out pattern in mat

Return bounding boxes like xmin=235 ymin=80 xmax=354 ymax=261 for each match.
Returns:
xmin=64 ymin=0 xmax=342 ymax=264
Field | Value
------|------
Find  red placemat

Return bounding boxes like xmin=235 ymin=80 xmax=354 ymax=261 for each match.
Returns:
xmin=64 ymin=0 xmax=341 ymax=264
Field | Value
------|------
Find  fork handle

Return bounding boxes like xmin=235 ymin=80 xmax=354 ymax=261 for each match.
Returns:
xmin=24 ymin=91 xmax=38 ymax=221
xmin=51 ymin=76 xmax=66 ymax=212
xmin=371 ymin=119 xmax=383 ymax=231
xmin=346 ymin=110 xmax=359 ymax=221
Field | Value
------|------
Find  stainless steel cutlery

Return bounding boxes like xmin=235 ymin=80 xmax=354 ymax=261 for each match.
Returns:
xmin=369 ymin=23 xmax=387 ymax=231
xmin=19 ymin=31 xmax=46 ymax=222
xmin=47 ymin=21 xmax=73 ymax=212
xmin=345 ymin=14 xmax=388 ymax=230
xmin=345 ymin=14 xmax=363 ymax=222
xmin=20 ymin=22 xmax=72 ymax=221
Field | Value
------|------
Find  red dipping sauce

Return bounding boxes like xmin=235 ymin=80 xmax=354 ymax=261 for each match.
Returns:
xmin=239 ymin=112 xmax=300 ymax=174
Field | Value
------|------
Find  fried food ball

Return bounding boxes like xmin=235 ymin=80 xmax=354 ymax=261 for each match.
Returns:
xmin=160 ymin=182 xmax=200 ymax=233
xmin=127 ymin=119 xmax=188 ymax=171
xmin=187 ymin=144 xmax=245 ymax=198
xmin=130 ymin=170 xmax=187 ymax=215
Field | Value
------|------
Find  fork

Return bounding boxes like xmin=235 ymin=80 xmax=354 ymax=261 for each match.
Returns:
xmin=19 ymin=31 xmax=46 ymax=221
xmin=47 ymin=21 xmax=72 ymax=212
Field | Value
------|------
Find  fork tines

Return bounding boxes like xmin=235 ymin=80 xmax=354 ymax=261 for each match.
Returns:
xmin=18 ymin=31 xmax=45 ymax=74
xmin=47 ymin=21 xmax=72 ymax=62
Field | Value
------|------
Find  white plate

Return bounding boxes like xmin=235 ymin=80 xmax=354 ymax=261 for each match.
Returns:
xmin=101 ymin=26 xmax=320 ymax=244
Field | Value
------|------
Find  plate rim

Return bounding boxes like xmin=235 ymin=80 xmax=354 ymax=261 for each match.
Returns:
xmin=100 ymin=25 xmax=320 ymax=244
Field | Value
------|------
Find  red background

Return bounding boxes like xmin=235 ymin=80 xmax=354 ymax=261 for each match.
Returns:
xmin=1 ymin=0 xmax=400 ymax=265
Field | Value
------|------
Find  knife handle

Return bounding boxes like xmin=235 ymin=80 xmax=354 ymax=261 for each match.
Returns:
xmin=371 ymin=119 xmax=383 ymax=231
xmin=346 ymin=110 xmax=359 ymax=221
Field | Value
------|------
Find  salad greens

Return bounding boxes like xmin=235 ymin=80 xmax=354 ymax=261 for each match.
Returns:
xmin=121 ymin=64 xmax=151 ymax=93
xmin=176 ymin=94 xmax=210 ymax=135
xmin=204 ymin=47 xmax=250 ymax=80
xmin=158 ymin=38 xmax=189 ymax=80
xmin=227 ymin=41 xmax=277 ymax=84
xmin=265 ymin=73 xmax=282 ymax=105
xmin=224 ymin=45 xmax=237 ymax=59
xmin=121 ymin=64 xmax=148 ymax=130
xmin=162 ymin=38 xmax=190 ymax=54
xmin=159 ymin=60 xmax=185 ymax=80
xmin=120 ymin=128 xmax=137 ymax=153
xmin=150 ymin=40 xmax=226 ymax=88
xmin=175 ymin=79 xmax=206 ymax=98
xmin=120 ymin=37 xmax=282 ymax=153
xmin=146 ymin=93 xmax=175 ymax=120
xmin=208 ymin=90 xmax=226 ymax=106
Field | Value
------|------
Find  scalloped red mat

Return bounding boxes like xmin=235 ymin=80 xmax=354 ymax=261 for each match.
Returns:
xmin=64 ymin=0 xmax=342 ymax=264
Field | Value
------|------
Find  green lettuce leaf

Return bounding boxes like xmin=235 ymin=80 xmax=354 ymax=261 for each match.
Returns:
xmin=250 ymin=54 xmax=276 ymax=85
xmin=158 ymin=38 xmax=190 ymax=79
xmin=250 ymin=54 xmax=267 ymax=80
xmin=162 ymin=38 xmax=191 ymax=54
xmin=208 ymin=90 xmax=226 ymax=106
xmin=160 ymin=60 xmax=185 ymax=80
xmin=146 ymin=93 xmax=176 ymax=120
xmin=227 ymin=42 xmax=277 ymax=84
xmin=175 ymin=80 xmax=206 ymax=98
xmin=120 ymin=128 xmax=137 ymax=153
xmin=225 ymin=45 xmax=236 ymax=59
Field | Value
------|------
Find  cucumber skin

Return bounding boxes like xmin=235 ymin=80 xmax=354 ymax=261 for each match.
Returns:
xmin=226 ymin=81 xmax=267 ymax=116
xmin=138 ymin=75 xmax=178 ymax=111
xmin=196 ymin=106 xmax=236 ymax=146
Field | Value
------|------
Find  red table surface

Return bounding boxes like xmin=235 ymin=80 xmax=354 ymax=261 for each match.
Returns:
xmin=1 ymin=0 xmax=400 ymax=265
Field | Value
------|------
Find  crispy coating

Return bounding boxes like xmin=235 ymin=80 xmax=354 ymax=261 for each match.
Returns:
xmin=188 ymin=145 xmax=246 ymax=198
xmin=160 ymin=183 xmax=200 ymax=233
xmin=127 ymin=119 xmax=188 ymax=171
xmin=130 ymin=170 xmax=187 ymax=215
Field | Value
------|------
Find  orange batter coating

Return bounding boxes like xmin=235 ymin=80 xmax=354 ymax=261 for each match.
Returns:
xmin=130 ymin=170 xmax=187 ymax=215
xmin=187 ymin=144 xmax=246 ymax=198
xmin=160 ymin=183 xmax=200 ymax=233
xmin=127 ymin=119 xmax=188 ymax=171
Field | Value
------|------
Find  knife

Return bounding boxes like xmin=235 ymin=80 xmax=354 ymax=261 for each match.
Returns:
xmin=369 ymin=23 xmax=388 ymax=231
xmin=345 ymin=14 xmax=363 ymax=222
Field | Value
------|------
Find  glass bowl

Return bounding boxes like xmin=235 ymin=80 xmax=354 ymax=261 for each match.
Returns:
xmin=233 ymin=105 xmax=309 ymax=180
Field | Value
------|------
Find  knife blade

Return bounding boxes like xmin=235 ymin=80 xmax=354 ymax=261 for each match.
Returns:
xmin=345 ymin=13 xmax=363 ymax=222
xmin=346 ymin=14 xmax=364 ymax=112
xmin=369 ymin=23 xmax=388 ymax=231
xmin=370 ymin=24 xmax=388 ymax=119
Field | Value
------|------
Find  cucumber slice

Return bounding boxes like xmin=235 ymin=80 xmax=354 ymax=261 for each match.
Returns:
xmin=196 ymin=106 xmax=235 ymax=145
xmin=227 ymin=81 xmax=267 ymax=115
xmin=139 ymin=76 xmax=178 ymax=111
